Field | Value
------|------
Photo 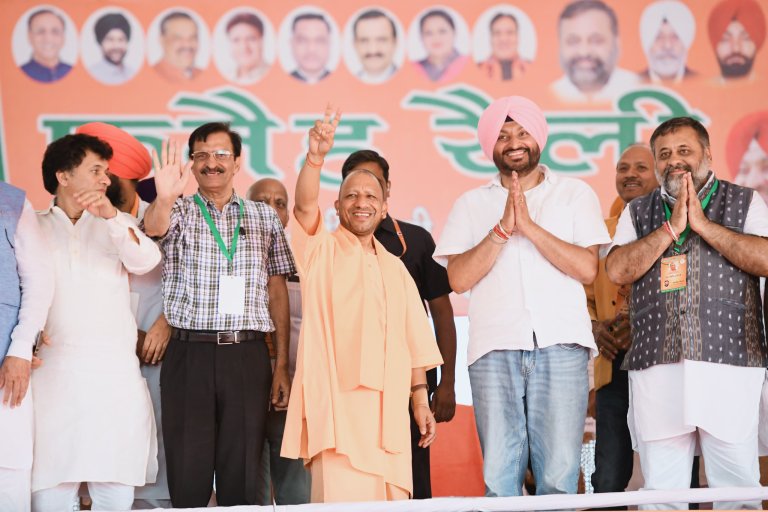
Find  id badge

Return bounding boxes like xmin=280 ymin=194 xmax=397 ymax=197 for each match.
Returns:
xmin=218 ymin=275 xmax=245 ymax=315
xmin=660 ymin=254 xmax=687 ymax=293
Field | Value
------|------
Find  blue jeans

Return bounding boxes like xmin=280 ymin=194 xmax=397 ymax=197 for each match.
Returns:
xmin=469 ymin=344 xmax=589 ymax=497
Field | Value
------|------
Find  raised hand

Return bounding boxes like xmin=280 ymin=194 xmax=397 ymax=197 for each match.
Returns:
xmin=308 ymin=104 xmax=341 ymax=160
xmin=152 ymin=139 xmax=192 ymax=203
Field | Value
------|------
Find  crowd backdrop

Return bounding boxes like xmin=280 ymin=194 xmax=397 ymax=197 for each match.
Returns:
xmin=2 ymin=0 xmax=766 ymax=497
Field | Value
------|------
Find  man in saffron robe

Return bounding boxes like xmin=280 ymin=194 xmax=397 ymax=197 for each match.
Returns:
xmin=281 ymin=106 xmax=443 ymax=502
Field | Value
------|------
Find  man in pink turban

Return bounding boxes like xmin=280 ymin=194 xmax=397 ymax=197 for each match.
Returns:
xmin=727 ymin=112 xmax=768 ymax=203
xmin=708 ymin=0 xmax=766 ymax=79
xmin=75 ymin=122 xmax=171 ymax=509
xmin=434 ymin=96 xmax=610 ymax=496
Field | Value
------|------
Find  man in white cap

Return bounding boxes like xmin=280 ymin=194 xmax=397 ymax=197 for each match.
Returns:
xmin=638 ymin=1 xmax=697 ymax=83
xmin=434 ymin=96 xmax=610 ymax=496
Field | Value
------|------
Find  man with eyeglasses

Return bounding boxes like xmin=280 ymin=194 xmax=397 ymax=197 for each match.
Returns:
xmin=142 ymin=122 xmax=295 ymax=507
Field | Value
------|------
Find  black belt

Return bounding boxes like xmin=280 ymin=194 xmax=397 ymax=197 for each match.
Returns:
xmin=171 ymin=328 xmax=265 ymax=345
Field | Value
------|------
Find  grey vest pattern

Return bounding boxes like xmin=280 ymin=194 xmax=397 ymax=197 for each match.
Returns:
xmin=622 ymin=181 xmax=767 ymax=371
xmin=0 ymin=183 xmax=25 ymax=362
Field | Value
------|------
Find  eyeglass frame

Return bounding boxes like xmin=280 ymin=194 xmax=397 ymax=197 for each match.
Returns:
xmin=190 ymin=149 xmax=236 ymax=163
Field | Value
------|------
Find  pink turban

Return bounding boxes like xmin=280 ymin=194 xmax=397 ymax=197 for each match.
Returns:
xmin=477 ymin=96 xmax=548 ymax=161
xmin=75 ymin=122 xmax=152 ymax=180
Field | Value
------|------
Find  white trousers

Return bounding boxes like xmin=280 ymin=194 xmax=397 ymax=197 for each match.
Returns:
xmin=0 ymin=467 xmax=31 ymax=512
xmin=32 ymin=482 xmax=134 ymax=511
xmin=637 ymin=427 xmax=761 ymax=510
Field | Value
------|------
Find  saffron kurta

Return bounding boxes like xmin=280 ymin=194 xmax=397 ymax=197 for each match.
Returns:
xmin=281 ymin=216 xmax=443 ymax=499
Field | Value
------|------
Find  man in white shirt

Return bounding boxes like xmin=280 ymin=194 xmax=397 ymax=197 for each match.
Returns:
xmin=434 ymin=95 xmax=609 ymax=496
xmin=88 ymin=12 xmax=137 ymax=85
xmin=31 ymin=133 xmax=161 ymax=511
xmin=0 ymin=183 xmax=54 ymax=512
xmin=551 ymin=0 xmax=638 ymax=103
xmin=75 ymin=122 xmax=171 ymax=509
xmin=606 ymin=116 xmax=768 ymax=510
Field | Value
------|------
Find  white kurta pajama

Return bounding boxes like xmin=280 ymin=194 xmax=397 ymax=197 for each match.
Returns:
xmin=32 ymin=205 xmax=160 ymax=494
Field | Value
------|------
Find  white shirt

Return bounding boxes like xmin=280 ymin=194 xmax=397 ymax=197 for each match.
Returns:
xmin=434 ymin=168 xmax=610 ymax=365
xmin=88 ymin=58 xmax=137 ymax=85
xmin=358 ymin=64 xmax=397 ymax=84
xmin=551 ymin=67 xmax=639 ymax=103
xmin=32 ymin=205 xmax=160 ymax=491
xmin=0 ymin=200 xmax=54 ymax=471
xmin=613 ymin=186 xmax=768 ymax=443
xmin=5 ymin=200 xmax=54 ymax=361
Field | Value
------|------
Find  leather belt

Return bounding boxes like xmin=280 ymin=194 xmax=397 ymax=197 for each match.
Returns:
xmin=171 ymin=328 xmax=265 ymax=345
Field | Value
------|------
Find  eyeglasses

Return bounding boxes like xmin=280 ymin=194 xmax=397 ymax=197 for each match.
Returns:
xmin=190 ymin=150 xmax=235 ymax=163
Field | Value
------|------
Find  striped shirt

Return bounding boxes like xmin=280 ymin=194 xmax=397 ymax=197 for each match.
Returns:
xmin=150 ymin=191 xmax=296 ymax=332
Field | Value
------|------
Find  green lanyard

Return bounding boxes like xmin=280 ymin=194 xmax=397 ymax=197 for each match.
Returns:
xmin=194 ymin=194 xmax=243 ymax=264
xmin=663 ymin=179 xmax=719 ymax=254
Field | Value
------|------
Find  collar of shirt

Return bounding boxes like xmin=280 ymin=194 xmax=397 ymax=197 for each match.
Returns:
xmin=195 ymin=189 xmax=241 ymax=211
xmin=376 ymin=214 xmax=396 ymax=234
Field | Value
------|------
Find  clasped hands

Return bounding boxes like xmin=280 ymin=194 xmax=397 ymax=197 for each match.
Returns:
xmin=500 ymin=171 xmax=534 ymax=236
xmin=667 ymin=173 xmax=711 ymax=239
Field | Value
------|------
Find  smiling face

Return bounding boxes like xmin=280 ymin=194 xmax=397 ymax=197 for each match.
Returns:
xmin=190 ymin=131 xmax=240 ymax=196
xmin=615 ymin=145 xmax=658 ymax=202
xmin=420 ymin=14 xmax=455 ymax=62
xmin=335 ymin=171 xmax=387 ymax=239
xmin=648 ymin=21 xmax=687 ymax=79
xmin=653 ymin=126 xmax=712 ymax=197
xmin=101 ymin=28 xmax=129 ymax=65
xmin=354 ymin=16 xmax=396 ymax=76
xmin=492 ymin=120 xmax=541 ymax=176
xmin=161 ymin=16 xmax=198 ymax=70
xmin=28 ymin=12 xmax=65 ymax=65
xmin=559 ymin=9 xmax=618 ymax=92
xmin=228 ymin=22 xmax=263 ymax=73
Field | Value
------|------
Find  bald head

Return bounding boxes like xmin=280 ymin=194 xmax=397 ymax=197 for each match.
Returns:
xmin=248 ymin=178 xmax=289 ymax=227
xmin=615 ymin=144 xmax=658 ymax=203
xmin=335 ymin=170 xmax=387 ymax=238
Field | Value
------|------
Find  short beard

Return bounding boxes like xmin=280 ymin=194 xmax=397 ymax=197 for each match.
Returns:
xmin=493 ymin=145 xmax=542 ymax=176
xmin=719 ymin=55 xmax=754 ymax=78
xmin=660 ymin=160 xmax=709 ymax=198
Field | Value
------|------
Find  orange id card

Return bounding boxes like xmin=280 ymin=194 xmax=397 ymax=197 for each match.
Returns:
xmin=661 ymin=254 xmax=687 ymax=293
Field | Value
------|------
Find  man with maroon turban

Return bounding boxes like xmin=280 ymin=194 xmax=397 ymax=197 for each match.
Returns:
xmin=708 ymin=0 xmax=766 ymax=79
xmin=434 ymin=96 xmax=610 ymax=496
xmin=727 ymin=112 xmax=768 ymax=203
xmin=75 ymin=123 xmax=171 ymax=510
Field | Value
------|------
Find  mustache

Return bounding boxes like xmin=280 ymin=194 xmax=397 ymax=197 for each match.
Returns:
xmin=200 ymin=167 xmax=226 ymax=175
xmin=622 ymin=178 xmax=641 ymax=186
xmin=363 ymin=53 xmax=385 ymax=59
xmin=664 ymin=163 xmax=693 ymax=174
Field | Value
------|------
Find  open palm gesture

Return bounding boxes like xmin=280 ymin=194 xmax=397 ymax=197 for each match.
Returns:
xmin=152 ymin=139 xmax=192 ymax=202
xmin=308 ymin=104 xmax=341 ymax=160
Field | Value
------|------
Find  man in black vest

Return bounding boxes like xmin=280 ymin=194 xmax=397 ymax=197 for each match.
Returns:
xmin=606 ymin=117 xmax=768 ymax=510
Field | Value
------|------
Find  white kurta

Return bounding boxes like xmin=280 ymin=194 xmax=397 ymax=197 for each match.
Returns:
xmin=32 ymin=205 xmax=161 ymax=492
xmin=0 ymin=201 xmax=53 ymax=471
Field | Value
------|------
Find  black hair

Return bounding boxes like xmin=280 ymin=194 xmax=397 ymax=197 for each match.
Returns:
xmin=28 ymin=9 xmax=65 ymax=30
xmin=187 ymin=122 xmax=242 ymax=158
xmin=353 ymin=9 xmax=396 ymax=39
xmin=559 ymin=0 xmax=618 ymax=36
xmin=490 ymin=12 xmax=519 ymax=31
xmin=420 ymin=9 xmax=455 ymax=31
xmin=41 ymin=134 xmax=113 ymax=194
xmin=650 ymin=117 xmax=710 ymax=154
xmin=341 ymin=149 xmax=390 ymax=182
xmin=226 ymin=12 xmax=264 ymax=37
xmin=292 ymin=13 xmax=330 ymax=33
